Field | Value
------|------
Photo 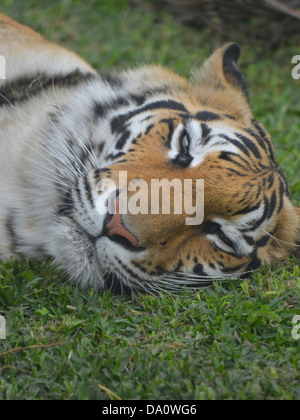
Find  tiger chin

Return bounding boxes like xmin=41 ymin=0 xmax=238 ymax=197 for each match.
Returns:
xmin=0 ymin=13 xmax=299 ymax=294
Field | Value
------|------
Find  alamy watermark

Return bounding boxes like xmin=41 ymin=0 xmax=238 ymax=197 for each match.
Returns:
xmin=292 ymin=55 xmax=300 ymax=80
xmin=0 ymin=315 xmax=6 ymax=340
xmin=96 ymin=171 xmax=205 ymax=226
xmin=292 ymin=315 xmax=300 ymax=340
xmin=0 ymin=55 xmax=6 ymax=80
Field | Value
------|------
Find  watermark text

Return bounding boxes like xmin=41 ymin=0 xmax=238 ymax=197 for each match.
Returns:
xmin=292 ymin=315 xmax=300 ymax=340
xmin=96 ymin=171 xmax=204 ymax=226
xmin=0 ymin=55 xmax=6 ymax=80
xmin=292 ymin=55 xmax=300 ymax=80
xmin=0 ymin=315 xmax=6 ymax=340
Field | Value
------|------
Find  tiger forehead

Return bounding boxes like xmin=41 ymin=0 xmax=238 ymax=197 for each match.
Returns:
xmin=143 ymin=108 xmax=242 ymax=137
xmin=150 ymin=109 xmax=238 ymax=124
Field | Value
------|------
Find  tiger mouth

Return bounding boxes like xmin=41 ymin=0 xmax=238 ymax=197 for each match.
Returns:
xmin=102 ymin=212 xmax=145 ymax=253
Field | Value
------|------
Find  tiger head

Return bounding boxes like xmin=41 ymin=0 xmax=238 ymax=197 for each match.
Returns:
xmin=56 ymin=43 xmax=300 ymax=293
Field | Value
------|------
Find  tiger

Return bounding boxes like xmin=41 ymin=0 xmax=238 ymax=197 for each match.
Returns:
xmin=0 ymin=13 xmax=299 ymax=294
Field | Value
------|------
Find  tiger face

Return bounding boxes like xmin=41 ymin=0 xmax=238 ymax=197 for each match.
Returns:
xmin=49 ymin=44 xmax=299 ymax=293
xmin=0 ymin=14 xmax=299 ymax=294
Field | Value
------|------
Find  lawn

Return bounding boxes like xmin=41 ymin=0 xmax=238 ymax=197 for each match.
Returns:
xmin=0 ymin=0 xmax=300 ymax=400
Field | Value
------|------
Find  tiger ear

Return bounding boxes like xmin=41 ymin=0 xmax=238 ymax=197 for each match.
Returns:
xmin=192 ymin=43 xmax=251 ymax=122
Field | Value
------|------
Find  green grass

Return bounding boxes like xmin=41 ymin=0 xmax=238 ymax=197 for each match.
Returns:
xmin=0 ymin=0 xmax=300 ymax=400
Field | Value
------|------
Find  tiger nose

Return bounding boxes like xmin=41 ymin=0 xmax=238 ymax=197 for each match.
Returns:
xmin=104 ymin=198 xmax=138 ymax=248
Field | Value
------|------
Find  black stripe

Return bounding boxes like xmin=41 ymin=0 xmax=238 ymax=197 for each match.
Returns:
xmin=71 ymin=215 xmax=97 ymax=246
xmin=244 ymin=127 xmax=268 ymax=153
xmin=268 ymin=190 xmax=277 ymax=219
xmin=129 ymin=87 xmax=169 ymax=106
xmin=221 ymin=262 xmax=247 ymax=274
xmin=105 ymin=151 xmax=125 ymax=160
xmin=233 ymin=202 xmax=261 ymax=216
xmin=57 ymin=189 xmax=74 ymax=216
xmin=84 ymin=176 xmax=94 ymax=208
xmin=141 ymin=99 xmax=188 ymax=113
xmin=175 ymin=259 xmax=184 ymax=271
xmin=112 ymin=257 xmax=148 ymax=289
xmin=201 ymin=123 xmax=212 ymax=145
xmin=219 ymin=151 xmax=237 ymax=163
xmin=219 ymin=152 xmax=253 ymax=173
xmin=164 ymin=119 xmax=175 ymax=148
xmin=202 ymin=220 xmax=221 ymax=235
xmin=130 ymin=94 xmax=146 ymax=106
xmin=145 ymin=123 xmax=154 ymax=135
xmin=77 ymin=143 xmax=96 ymax=170
xmin=94 ymin=168 xmax=111 ymax=178
xmin=243 ymin=235 xmax=255 ymax=246
xmin=278 ymin=177 xmax=285 ymax=212
xmin=226 ymin=167 xmax=247 ymax=177
xmin=100 ymin=73 xmax=123 ymax=88
xmin=98 ymin=142 xmax=105 ymax=155
xmin=73 ymin=180 xmax=100 ymax=235
xmin=231 ymin=151 xmax=260 ymax=173
xmin=74 ymin=180 xmax=85 ymax=209
xmin=203 ymin=221 xmax=248 ymax=257
xmin=255 ymin=184 xmax=262 ymax=200
xmin=246 ymin=251 xmax=261 ymax=272
xmin=267 ymin=174 xmax=275 ymax=189
xmin=94 ymin=102 xmax=106 ymax=119
xmin=235 ymin=133 xmax=262 ymax=159
xmin=93 ymin=97 xmax=130 ymax=120
xmin=0 ymin=70 xmax=97 ymax=106
xmin=194 ymin=111 xmax=220 ymax=122
xmin=225 ymin=113 xmax=237 ymax=120
xmin=218 ymin=230 xmax=236 ymax=251
xmin=278 ymin=168 xmax=291 ymax=198
xmin=243 ymin=196 xmax=270 ymax=232
xmin=116 ymin=130 xmax=131 ymax=150
xmin=251 ymin=120 xmax=277 ymax=165
xmin=219 ymin=152 xmax=258 ymax=175
xmin=220 ymin=134 xmax=251 ymax=157
xmin=111 ymin=100 xmax=188 ymax=134
xmin=256 ymin=235 xmax=271 ymax=247
xmin=193 ymin=263 xmax=206 ymax=276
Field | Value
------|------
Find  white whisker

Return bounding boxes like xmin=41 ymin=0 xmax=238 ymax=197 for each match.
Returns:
xmin=262 ymin=229 xmax=299 ymax=249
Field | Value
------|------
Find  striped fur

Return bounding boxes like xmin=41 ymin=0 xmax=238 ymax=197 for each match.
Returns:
xmin=0 ymin=14 xmax=299 ymax=294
